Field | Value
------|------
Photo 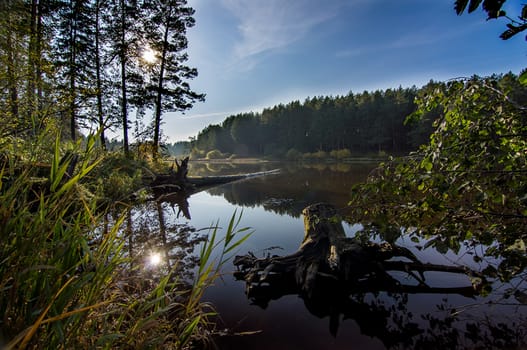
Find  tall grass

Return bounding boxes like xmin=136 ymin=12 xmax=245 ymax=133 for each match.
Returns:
xmin=1 ymin=133 xmax=115 ymax=348
xmin=0 ymin=131 xmax=252 ymax=349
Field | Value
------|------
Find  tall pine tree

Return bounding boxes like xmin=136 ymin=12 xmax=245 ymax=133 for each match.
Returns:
xmin=142 ymin=0 xmax=204 ymax=157
xmin=54 ymin=0 xmax=99 ymax=140
xmin=106 ymin=0 xmax=145 ymax=154
xmin=0 ymin=0 xmax=56 ymax=136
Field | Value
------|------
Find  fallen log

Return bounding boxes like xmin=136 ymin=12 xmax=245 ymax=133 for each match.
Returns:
xmin=187 ymin=169 xmax=280 ymax=187
xmin=149 ymin=158 xmax=280 ymax=194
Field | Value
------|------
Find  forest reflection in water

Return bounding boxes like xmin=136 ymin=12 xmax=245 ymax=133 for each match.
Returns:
xmin=190 ymin=160 xmax=373 ymax=218
xmin=116 ymin=198 xmax=204 ymax=292
xmin=127 ymin=161 xmax=527 ymax=349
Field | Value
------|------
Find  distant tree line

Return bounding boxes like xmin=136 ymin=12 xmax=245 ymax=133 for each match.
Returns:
xmin=192 ymin=85 xmax=427 ymax=158
xmin=191 ymin=73 xmax=523 ymax=159
xmin=0 ymin=0 xmax=203 ymax=156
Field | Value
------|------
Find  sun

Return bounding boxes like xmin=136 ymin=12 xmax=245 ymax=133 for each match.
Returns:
xmin=142 ymin=47 xmax=158 ymax=64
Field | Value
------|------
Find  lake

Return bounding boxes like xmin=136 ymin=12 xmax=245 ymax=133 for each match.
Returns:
xmin=142 ymin=161 xmax=527 ymax=349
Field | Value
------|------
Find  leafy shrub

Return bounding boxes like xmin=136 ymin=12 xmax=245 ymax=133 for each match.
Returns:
xmin=190 ymin=148 xmax=205 ymax=160
xmin=286 ymin=148 xmax=302 ymax=160
xmin=206 ymin=149 xmax=224 ymax=159
xmin=348 ymin=76 xmax=527 ymax=272
xmin=88 ymin=152 xmax=147 ymax=203
xmin=263 ymin=143 xmax=286 ymax=158
xmin=306 ymin=150 xmax=327 ymax=159
xmin=330 ymin=148 xmax=351 ymax=159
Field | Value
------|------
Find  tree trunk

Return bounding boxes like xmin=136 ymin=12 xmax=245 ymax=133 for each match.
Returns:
xmin=152 ymin=7 xmax=171 ymax=159
xmin=95 ymin=0 xmax=106 ymax=149
xmin=6 ymin=18 xmax=19 ymax=121
xmin=26 ymin=0 xmax=38 ymax=119
xmin=68 ymin=0 xmax=77 ymax=141
xmin=36 ymin=0 xmax=43 ymax=113
xmin=120 ymin=0 xmax=129 ymax=155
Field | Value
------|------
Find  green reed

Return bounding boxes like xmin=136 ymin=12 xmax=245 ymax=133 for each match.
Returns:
xmin=0 ymin=131 xmax=251 ymax=349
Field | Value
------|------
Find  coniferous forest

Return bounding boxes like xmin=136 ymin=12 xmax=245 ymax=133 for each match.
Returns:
xmin=193 ymin=87 xmax=422 ymax=158
xmin=191 ymin=74 xmax=526 ymax=159
xmin=0 ymin=0 xmax=203 ymax=155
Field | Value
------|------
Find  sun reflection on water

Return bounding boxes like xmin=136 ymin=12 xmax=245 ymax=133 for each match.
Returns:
xmin=148 ymin=252 xmax=162 ymax=267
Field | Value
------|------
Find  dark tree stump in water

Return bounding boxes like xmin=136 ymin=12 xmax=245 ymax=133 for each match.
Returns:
xmin=233 ymin=203 xmax=488 ymax=338
xmin=234 ymin=203 xmax=484 ymax=299
xmin=173 ymin=156 xmax=189 ymax=182
xmin=150 ymin=157 xmax=190 ymax=191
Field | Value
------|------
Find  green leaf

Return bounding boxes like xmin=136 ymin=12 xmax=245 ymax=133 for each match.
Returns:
xmin=500 ymin=23 xmax=527 ymax=40
xmin=225 ymin=209 xmax=238 ymax=246
xmin=519 ymin=70 xmax=527 ymax=86
xmin=223 ymin=232 xmax=252 ymax=255
xmin=506 ymin=239 xmax=526 ymax=253
xmin=96 ymin=333 xmax=124 ymax=346
xmin=180 ymin=316 xmax=201 ymax=346
xmin=420 ymin=158 xmax=433 ymax=172
xmin=483 ymin=0 xmax=505 ymax=18
xmin=198 ymin=223 xmax=217 ymax=275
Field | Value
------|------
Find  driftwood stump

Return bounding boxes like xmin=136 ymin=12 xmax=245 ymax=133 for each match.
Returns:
xmin=234 ymin=203 xmax=484 ymax=300
xmin=173 ymin=156 xmax=189 ymax=182
xmin=233 ymin=203 xmax=487 ymax=337
xmin=150 ymin=157 xmax=191 ymax=192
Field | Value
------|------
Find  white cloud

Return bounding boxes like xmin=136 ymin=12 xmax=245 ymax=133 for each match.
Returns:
xmin=221 ymin=0 xmax=343 ymax=59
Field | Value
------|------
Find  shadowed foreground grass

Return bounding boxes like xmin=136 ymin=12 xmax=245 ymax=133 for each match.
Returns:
xmin=0 ymin=132 xmax=250 ymax=349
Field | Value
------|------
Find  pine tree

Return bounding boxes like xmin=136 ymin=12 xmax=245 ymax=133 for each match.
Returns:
xmin=89 ymin=0 xmax=119 ymax=149
xmin=0 ymin=0 xmax=23 ymax=130
xmin=142 ymin=0 xmax=204 ymax=157
xmin=54 ymin=0 xmax=99 ymax=140
xmin=0 ymin=0 xmax=56 ymax=136
xmin=94 ymin=0 xmax=108 ymax=148
xmin=106 ymin=0 xmax=145 ymax=155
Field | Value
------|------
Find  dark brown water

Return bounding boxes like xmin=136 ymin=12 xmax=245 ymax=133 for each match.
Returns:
xmin=158 ymin=161 xmax=527 ymax=349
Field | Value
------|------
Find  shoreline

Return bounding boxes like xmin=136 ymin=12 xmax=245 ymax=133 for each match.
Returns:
xmin=169 ymin=157 xmax=389 ymax=164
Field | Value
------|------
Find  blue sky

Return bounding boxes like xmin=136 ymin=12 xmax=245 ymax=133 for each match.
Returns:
xmin=163 ymin=0 xmax=526 ymax=142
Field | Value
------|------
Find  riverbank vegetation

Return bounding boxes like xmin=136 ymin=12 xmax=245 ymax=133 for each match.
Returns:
xmin=346 ymin=0 xmax=527 ymax=286
xmin=348 ymin=74 xmax=527 ymax=287
xmin=0 ymin=126 xmax=252 ymax=348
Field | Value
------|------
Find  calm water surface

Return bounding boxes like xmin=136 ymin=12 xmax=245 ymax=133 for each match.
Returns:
xmin=161 ymin=161 xmax=526 ymax=349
